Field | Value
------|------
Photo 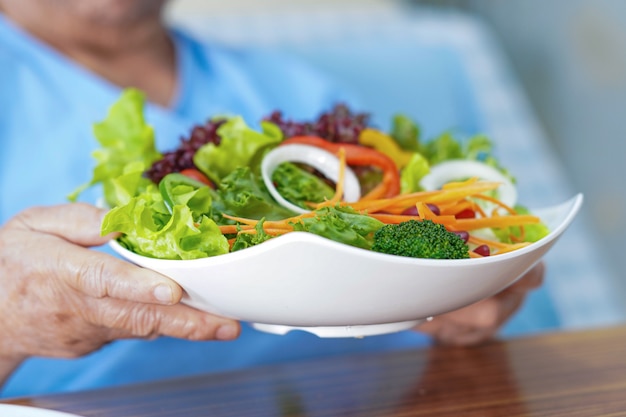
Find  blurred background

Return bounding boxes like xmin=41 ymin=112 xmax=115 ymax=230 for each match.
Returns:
xmin=165 ymin=0 xmax=625 ymax=328
xmin=423 ymin=0 xmax=626 ymax=296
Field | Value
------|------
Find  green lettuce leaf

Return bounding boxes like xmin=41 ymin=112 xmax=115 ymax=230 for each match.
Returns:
xmin=68 ymin=89 xmax=161 ymax=206
xmin=157 ymin=173 xmax=214 ymax=217
xmin=292 ymin=206 xmax=384 ymax=250
xmin=464 ymin=134 xmax=515 ymax=183
xmin=193 ymin=117 xmax=282 ymax=184
xmin=103 ymin=161 xmax=150 ymax=208
xmin=102 ymin=187 xmax=228 ymax=260
xmin=400 ymin=153 xmax=430 ymax=194
xmin=272 ymin=162 xmax=335 ymax=210
xmin=421 ymin=131 xmax=464 ymax=165
xmin=390 ymin=114 xmax=420 ymax=151
xmin=464 ymin=134 xmax=493 ymax=160
xmin=212 ymin=166 xmax=295 ymax=221
xmin=491 ymin=206 xmax=550 ymax=244
xmin=231 ymin=218 xmax=274 ymax=252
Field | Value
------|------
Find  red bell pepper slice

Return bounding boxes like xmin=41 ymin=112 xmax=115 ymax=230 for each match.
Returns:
xmin=180 ymin=168 xmax=215 ymax=188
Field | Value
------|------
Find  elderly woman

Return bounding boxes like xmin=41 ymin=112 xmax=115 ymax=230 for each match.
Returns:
xmin=0 ymin=0 xmax=543 ymax=397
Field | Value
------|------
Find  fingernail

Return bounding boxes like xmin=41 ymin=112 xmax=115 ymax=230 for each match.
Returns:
xmin=216 ymin=324 xmax=237 ymax=340
xmin=154 ymin=284 xmax=174 ymax=304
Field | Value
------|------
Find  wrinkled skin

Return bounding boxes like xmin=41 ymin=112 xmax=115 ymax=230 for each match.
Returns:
xmin=0 ymin=204 xmax=241 ymax=385
xmin=416 ymin=262 xmax=545 ymax=346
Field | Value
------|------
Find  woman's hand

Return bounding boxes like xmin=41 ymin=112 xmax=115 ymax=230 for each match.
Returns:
xmin=415 ymin=263 xmax=545 ymax=346
xmin=0 ymin=203 xmax=240 ymax=384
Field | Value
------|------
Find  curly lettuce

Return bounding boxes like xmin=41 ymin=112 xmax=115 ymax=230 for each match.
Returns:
xmin=272 ymin=162 xmax=335 ymax=210
xmin=101 ymin=184 xmax=228 ymax=260
xmin=193 ymin=117 xmax=282 ymax=184
xmin=68 ymin=89 xmax=161 ymax=207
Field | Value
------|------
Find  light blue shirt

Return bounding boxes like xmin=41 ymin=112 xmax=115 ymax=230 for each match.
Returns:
xmin=0 ymin=15 xmax=440 ymax=397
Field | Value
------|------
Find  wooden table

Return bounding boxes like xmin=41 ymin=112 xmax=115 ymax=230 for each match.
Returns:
xmin=3 ymin=325 xmax=626 ymax=416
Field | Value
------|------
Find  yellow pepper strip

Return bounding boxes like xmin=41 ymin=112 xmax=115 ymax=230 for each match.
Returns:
xmin=358 ymin=128 xmax=415 ymax=169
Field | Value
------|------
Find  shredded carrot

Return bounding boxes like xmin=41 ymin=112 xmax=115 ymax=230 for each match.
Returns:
xmin=359 ymin=182 xmax=388 ymax=201
xmin=219 ymin=225 xmax=243 ymax=234
xmin=474 ymin=203 xmax=488 ymax=219
xmin=416 ymin=202 xmax=439 ymax=220
xmin=219 ymin=223 xmax=294 ymax=235
xmin=319 ymin=179 xmax=500 ymax=214
xmin=222 ymin=212 xmax=314 ymax=227
xmin=491 ymin=242 xmax=532 ymax=254
xmin=237 ymin=228 xmax=292 ymax=236
xmin=368 ymin=213 xmax=420 ymax=224
xmin=447 ymin=214 xmax=540 ymax=231
xmin=369 ymin=213 xmax=458 ymax=225
xmin=425 ymin=184 xmax=503 ymax=205
xmin=221 ymin=214 xmax=258 ymax=226
xmin=490 ymin=211 xmax=526 ymax=242
xmin=508 ymin=232 xmax=527 ymax=243
xmin=469 ymin=194 xmax=527 ymax=242
xmin=438 ymin=200 xmax=486 ymax=218
xmin=349 ymin=190 xmax=441 ymax=212
xmin=468 ymin=235 xmax=530 ymax=255
xmin=441 ymin=177 xmax=480 ymax=189
xmin=438 ymin=200 xmax=472 ymax=216
xmin=353 ymin=198 xmax=405 ymax=214
xmin=313 ymin=147 xmax=348 ymax=209
xmin=468 ymin=235 xmax=516 ymax=249
xmin=355 ymin=182 xmax=496 ymax=215
xmin=327 ymin=147 xmax=347 ymax=205
xmin=472 ymin=193 xmax=518 ymax=216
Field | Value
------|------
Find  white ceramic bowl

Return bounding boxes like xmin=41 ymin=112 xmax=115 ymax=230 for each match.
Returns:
xmin=110 ymin=193 xmax=583 ymax=338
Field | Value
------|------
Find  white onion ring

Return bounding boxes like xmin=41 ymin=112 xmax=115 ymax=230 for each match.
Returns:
xmin=261 ymin=144 xmax=361 ymax=214
xmin=420 ymin=160 xmax=517 ymax=207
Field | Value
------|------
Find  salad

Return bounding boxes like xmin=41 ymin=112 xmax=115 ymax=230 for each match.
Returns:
xmin=71 ymin=89 xmax=548 ymax=261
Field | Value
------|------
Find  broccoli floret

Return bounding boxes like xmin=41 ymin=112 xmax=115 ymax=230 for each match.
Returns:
xmin=371 ymin=219 xmax=469 ymax=259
